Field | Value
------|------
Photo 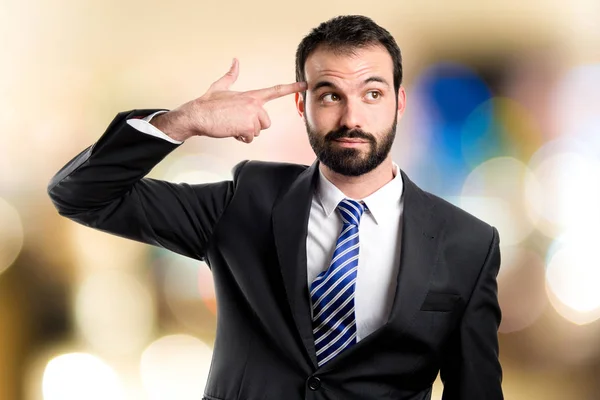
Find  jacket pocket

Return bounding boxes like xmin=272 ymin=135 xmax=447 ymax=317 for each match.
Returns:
xmin=420 ymin=291 xmax=460 ymax=312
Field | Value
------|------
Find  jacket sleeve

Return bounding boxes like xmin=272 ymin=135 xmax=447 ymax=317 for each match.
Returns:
xmin=47 ymin=109 xmax=245 ymax=261
xmin=440 ymin=227 xmax=504 ymax=399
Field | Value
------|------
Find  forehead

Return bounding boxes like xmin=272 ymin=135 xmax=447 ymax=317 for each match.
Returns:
xmin=304 ymin=44 xmax=394 ymax=86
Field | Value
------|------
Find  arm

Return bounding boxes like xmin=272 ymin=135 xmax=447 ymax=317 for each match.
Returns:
xmin=127 ymin=110 xmax=182 ymax=144
xmin=47 ymin=109 xmax=241 ymax=261
xmin=48 ymin=59 xmax=306 ymax=261
xmin=440 ymin=227 xmax=503 ymax=399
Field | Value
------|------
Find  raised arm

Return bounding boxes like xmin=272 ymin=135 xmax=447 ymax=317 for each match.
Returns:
xmin=47 ymin=108 xmax=241 ymax=260
xmin=48 ymin=59 xmax=306 ymax=261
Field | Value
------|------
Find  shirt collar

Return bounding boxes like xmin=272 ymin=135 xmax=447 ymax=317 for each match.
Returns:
xmin=316 ymin=163 xmax=404 ymax=225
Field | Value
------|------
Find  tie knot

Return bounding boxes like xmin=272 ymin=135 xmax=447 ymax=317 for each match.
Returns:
xmin=337 ymin=199 xmax=366 ymax=226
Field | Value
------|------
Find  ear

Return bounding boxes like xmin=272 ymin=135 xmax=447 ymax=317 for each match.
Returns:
xmin=396 ymin=86 xmax=407 ymax=118
xmin=295 ymin=92 xmax=305 ymax=117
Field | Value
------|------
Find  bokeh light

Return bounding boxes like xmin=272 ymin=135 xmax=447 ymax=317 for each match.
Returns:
xmin=497 ymin=246 xmax=547 ymax=333
xmin=42 ymin=353 xmax=123 ymax=400
xmin=161 ymin=251 xmax=217 ymax=331
xmin=407 ymin=62 xmax=492 ymax=194
xmin=552 ymin=64 xmax=600 ymax=143
xmin=158 ymin=153 xmax=232 ymax=184
xmin=546 ymin=235 xmax=600 ymax=325
xmin=461 ymin=97 xmax=543 ymax=167
xmin=75 ymin=270 xmax=155 ymax=356
xmin=140 ymin=334 xmax=212 ymax=400
xmin=69 ymin=222 xmax=148 ymax=273
xmin=0 ymin=197 xmax=24 ymax=276
xmin=526 ymin=149 xmax=600 ymax=238
xmin=571 ymin=116 xmax=600 ymax=158
xmin=416 ymin=62 xmax=492 ymax=126
xmin=198 ymin=265 xmax=217 ymax=315
xmin=460 ymin=157 xmax=540 ymax=246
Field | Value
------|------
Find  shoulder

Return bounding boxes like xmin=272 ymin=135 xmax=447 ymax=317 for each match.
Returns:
xmin=404 ymin=173 xmax=496 ymax=247
xmin=232 ymin=159 xmax=309 ymax=185
xmin=229 ymin=160 xmax=312 ymax=202
xmin=407 ymin=177 xmax=500 ymax=281
xmin=429 ymin=191 xmax=494 ymax=238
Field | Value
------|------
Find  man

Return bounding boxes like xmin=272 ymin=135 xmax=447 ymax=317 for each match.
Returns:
xmin=48 ymin=15 xmax=503 ymax=400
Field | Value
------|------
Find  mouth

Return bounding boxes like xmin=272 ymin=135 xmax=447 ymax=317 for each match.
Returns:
xmin=334 ymin=138 xmax=368 ymax=143
xmin=332 ymin=138 xmax=370 ymax=147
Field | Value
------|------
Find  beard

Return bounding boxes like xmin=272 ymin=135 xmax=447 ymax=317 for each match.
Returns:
xmin=306 ymin=115 xmax=397 ymax=177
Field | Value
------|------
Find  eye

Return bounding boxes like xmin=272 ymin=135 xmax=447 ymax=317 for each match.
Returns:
xmin=321 ymin=93 xmax=341 ymax=103
xmin=365 ymin=91 xmax=381 ymax=101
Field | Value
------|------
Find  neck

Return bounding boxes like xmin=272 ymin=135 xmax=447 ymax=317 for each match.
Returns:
xmin=320 ymin=157 xmax=395 ymax=199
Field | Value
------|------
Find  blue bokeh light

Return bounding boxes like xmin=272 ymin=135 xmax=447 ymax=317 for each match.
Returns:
xmin=409 ymin=62 xmax=493 ymax=195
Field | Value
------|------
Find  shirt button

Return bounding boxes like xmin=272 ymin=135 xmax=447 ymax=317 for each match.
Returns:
xmin=307 ymin=376 xmax=321 ymax=391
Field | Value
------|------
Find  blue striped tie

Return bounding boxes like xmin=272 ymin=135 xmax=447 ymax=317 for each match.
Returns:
xmin=310 ymin=198 xmax=366 ymax=367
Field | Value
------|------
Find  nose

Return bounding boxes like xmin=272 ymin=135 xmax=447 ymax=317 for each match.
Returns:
xmin=339 ymin=98 xmax=364 ymax=130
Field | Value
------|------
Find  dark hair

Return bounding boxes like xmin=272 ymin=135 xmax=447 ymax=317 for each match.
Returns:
xmin=295 ymin=15 xmax=403 ymax=94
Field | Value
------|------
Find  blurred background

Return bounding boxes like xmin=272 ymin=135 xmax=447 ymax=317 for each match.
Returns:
xmin=1 ymin=0 xmax=599 ymax=399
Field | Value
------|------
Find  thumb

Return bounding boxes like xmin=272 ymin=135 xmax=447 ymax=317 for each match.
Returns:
xmin=208 ymin=58 xmax=239 ymax=92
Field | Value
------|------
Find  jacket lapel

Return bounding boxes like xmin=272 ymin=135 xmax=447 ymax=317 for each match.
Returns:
xmin=387 ymin=171 xmax=446 ymax=330
xmin=318 ymin=170 xmax=446 ymax=372
xmin=272 ymin=161 xmax=320 ymax=369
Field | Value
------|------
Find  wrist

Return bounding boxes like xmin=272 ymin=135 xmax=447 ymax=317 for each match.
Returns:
xmin=151 ymin=111 xmax=195 ymax=142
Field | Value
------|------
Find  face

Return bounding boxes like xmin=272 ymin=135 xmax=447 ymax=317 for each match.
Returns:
xmin=296 ymin=44 xmax=406 ymax=177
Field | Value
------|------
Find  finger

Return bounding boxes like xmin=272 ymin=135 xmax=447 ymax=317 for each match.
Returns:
xmin=234 ymin=131 xmax=252 ymax=143
xmin=249 ymin=118 xmax=261 ymax=142
xmin=209 ymin=58 xmax=239 ymax=92
xmin=257 ymin=108 xmax=271 ymax=130
xmin=241 ymin=133 xmax=253 ymax=143
xmin=235 ymin=121 xmax=257 ymax=144
xmin=250 ymin=81 xmax=307 ymax=103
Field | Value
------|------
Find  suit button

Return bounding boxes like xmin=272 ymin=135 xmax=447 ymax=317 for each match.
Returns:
xmin=307 ymin=376 xmax=321 ymax=391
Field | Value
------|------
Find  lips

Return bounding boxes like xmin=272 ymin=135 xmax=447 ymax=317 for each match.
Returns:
xmin=325 ymin=128 xmax=375 ymax=144
xmin=333 ymin=138 xmax=369 ymax=144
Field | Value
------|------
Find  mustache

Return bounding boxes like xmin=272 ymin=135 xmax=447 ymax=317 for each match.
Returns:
xmin=324 ymin=127 xmax=376 ymax=143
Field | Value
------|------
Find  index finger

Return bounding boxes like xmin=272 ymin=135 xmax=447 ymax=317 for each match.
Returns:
xmin=249 ymin=81 xmax=308 ymax=103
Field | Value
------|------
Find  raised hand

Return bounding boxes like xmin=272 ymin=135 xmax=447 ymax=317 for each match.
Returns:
xmin=151 ymin=59 xmax=307 ymax=143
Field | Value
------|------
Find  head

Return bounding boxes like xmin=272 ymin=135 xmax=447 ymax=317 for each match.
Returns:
xmin=295 ymin=15 xmax=406 ymax=177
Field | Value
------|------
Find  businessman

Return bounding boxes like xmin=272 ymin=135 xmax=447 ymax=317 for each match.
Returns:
xmin=48 ymin=15 xmax=503 ymax=400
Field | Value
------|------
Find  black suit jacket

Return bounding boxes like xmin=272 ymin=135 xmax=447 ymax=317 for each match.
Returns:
xmin=48 ymin=110 xmax=503 ymax=400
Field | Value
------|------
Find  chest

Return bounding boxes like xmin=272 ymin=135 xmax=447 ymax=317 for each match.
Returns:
xmin=306 ymin=201 xmax=403 ymax=339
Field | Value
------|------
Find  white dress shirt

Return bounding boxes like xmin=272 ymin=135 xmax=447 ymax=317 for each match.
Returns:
xmin=307 ymin=164 xmax=404 ymax=341
xmin=127 ymin=115 xmax=405 ymax=342
xmin=127 ymin=110 xmax=182 ymax=144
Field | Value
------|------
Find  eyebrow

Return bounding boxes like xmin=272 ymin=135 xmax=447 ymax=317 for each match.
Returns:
xmin=312 ymin=76 xmax=390 ymax=91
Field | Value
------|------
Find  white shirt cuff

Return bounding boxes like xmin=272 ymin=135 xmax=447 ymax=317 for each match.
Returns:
xmin=126 ymin=110 xmax=183 ymax=144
